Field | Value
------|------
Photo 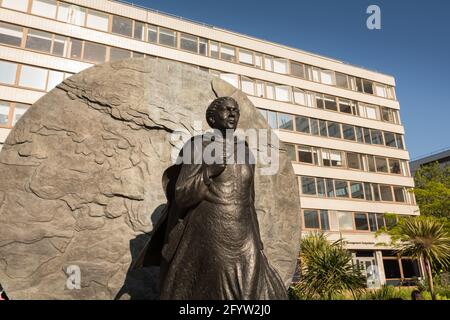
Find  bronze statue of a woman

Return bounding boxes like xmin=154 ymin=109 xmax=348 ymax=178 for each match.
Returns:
xmin=134 ymin=97 xmax=287 ymax=300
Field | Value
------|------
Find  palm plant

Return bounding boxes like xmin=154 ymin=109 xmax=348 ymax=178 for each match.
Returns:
xmin=294 ymin=232 xmax=366 ymax=300
xmin=384 ymin=216 xmax=450 ymax=300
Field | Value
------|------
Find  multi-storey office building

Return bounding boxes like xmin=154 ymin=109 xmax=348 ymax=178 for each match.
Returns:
xmin=0 ymin=0 xmax=421 ymax=287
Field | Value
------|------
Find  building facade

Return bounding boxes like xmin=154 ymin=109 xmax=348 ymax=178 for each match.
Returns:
xmin=0 ymin=0 xmax=421 ymax=287
xmin=410 ymin=148 xmax=450 ymax=176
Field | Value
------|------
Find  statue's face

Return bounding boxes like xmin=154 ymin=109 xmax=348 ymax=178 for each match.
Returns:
xmin=213 ymin=100 xmax=240 ymax=131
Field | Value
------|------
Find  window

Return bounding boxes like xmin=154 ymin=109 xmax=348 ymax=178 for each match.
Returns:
xmin=401 ymin=259 xmax=421 ymax=278
xmin=31 ymin=0 xmax=57 ymax=19
xmin=133 ymin=21 xmax=144 ymax=41
xmin=367 ymin=155 xmax=376 ymax=172
xmin=293 ymin=89 xmax=306 ymax=106
xmin=285 ymin=144 xmax=296 ymax=161
xmin=53 ymin=36 xmax=68 ymax=56
xmin=301 ymin=177 xmax=316 ymax=195
xmin=110 ymin=47 xmax=131 ymax=62
xmin=368 ymin=213 xmax=378 ymax=231
xmin=375 ymin=84 xmax=387 ymax=98
xmin=320 ymin=70 xmax=334 ymax=85
xmin=0 ymin=61 xmax=17 ymax=85
xmin=265 ymin=83 xmax=275 ymax=99
xmin=363 ymin=79 xmax=374 ymax=94
xmin=319 ymin=120 xmax=327 ymax=136
xmin=159 ymin=28 xmax=176 ymax=47
xmin=310 ymin=119 xmax=319 ymax=136
xmin=277 ymin=113 xmax=293 ymax=131
xmin=382 ymin=107 xmax=394 ymax=123
xmin=366 ymin=105 xmax=378 ymax=120
xmin=315 ymin=94 xmax=324 ymax=109
xmin=383 ymin=260 xmax=401 ymax=279
xmin=339 ymin=99 xmax=352 ymax=114
xmin=220 ymin=73 xmax=239 ymax=88
xmin=2 ymin=0 xmax=29 ymax=12
xmin=220 ymin=44 xmax=236 ymax=62
xmin=375 ymin=157 xmax=388 ymax=173
xmin=355 ymin=127 xmax=364 ymax=143
xmin=12 ymin=104 xmax=29 ymax=125
xmin=354 ymin=213 xmax=369 ymax=230
xmin=239 ymin=49 xmax=253 ymax=65
xmin=210 ymin=41 xmax=219 ymax=59
xmin=351 ymin=182 xmax=364 ymax=199
xmin=19 ymin=65 xmax=47 ymax=90
xmin=241 ymin=77 xmax=255 ymax=95
xmin=25 ymin=29 xmax=52 ymax=53
xmin=376 ymin=214 xmax=385 ymax=229
xmin=70 ymin=39 xmax=82 ymax=59
xmin=290 ymin=62 xmax=305 ymax=78
xmin=327 ymin=150 xmax=343 ymax=167
xmin=264 ymin=56 xmax=273 ymax=71
xmin=57 ymin=3 xmax=86 ymax=26
xmin=0 ymin=22 xmax=23 ymax=46
xmin=372 ymin=184 xmax=381 ymax=201
xmin=393 ymin=187 xmax=405 ymax=202
xmin=180 ymin=33 xmax=198 ymax=53
xmin=371 ymin=129 xmax=384 ymax=145
xmin=384 ymin=132 xmax=396 ymax=148
xmin=320 ymin=210 xmax=330 ymax=230
xmin=199 ymin=38 xmax=208 ymax=56
xmin=335 ymin=72 xmax=348 ymax=89
xmin=317 ymin=178 xmax=326 ymax=197
xmin=327 ymin=122 xmax=341 ymax=138
xmin=147 ymin=25 xmax=157 ymax=43
xmin=273 ymin=59 xmax=288 ymax=74
xmin=380 ymin=185 xmax=393 ymax=202
xmin=396 ymin=135 xmax=404 ymax=149
xmin=83 ymin=42 xmax=106 ymax=64
xmin=335 ymin=180 xmax=349 ymax=198
xmin=254 ymin=53 xmax=262 ymax=68
xmin=0 ymin=101 xmax=10 ymax=126
xmin=47 ymin=70 xmax=64 ymax=90
xmin=324 ymin=95 xmax=337 ymax=111
xmin=298 ymin=146 xmax=314 ymax=164
xmin=347 ymin=152 xmax=361 ymax=170
xmin=295 ymin=116 xmax=310 ymax=133
xmin=112 ymin=15 xmax=132 ymax=37
xmin=304 ymin=210 xmax=320 ymax=229
xmin=262 ymin=111 xmax=275 ymax=128
xmin=326 ymin=179 xmax=335 ymax=197
xmin=363 ymin=128 xmax=371 ymax=144
xmin=275 ymin=85 xmax=290 ymax=102
xmin=387 ymin=159 xmax=401 ymax=175
xmin=86 ymin=10 xmax=109 ymax=32
xmin=255 ymin=81 xmax=264 ymax=97
xmin=342 ymin=124 xmax=355 ymax=141
xmin=364 ymin=183 xmax=373 ymax=201
xmin=338 ymin=212 xmax=353 ymax=231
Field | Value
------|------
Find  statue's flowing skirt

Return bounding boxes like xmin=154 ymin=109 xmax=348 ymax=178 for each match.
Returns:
xmin=159 ymin=200 xmax=287 ymax=300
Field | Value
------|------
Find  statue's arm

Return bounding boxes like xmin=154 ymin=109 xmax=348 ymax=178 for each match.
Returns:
xmin=174 ymin=160 xmax=210 ymax=209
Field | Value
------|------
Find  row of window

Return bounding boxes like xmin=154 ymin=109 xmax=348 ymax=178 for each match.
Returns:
xmin=286 ymin=144 xmax=410 ymax=176
xmin=0 ymin=19 xmax=402 ymax=126
xmin=258 ymin=108 xmax=405 ymax=150
xmin=0 ymin=100 xmax=30 ymax=127
xmin=0 ymin=22 xmax=146 ymax=64
xmin=0 ymin=60 xmax=73 ymax=92
xmin=0 ymin=0 xmax=397 ymax=100
xmin=214 ymin=72 xmax=400 ymax=124
xmin=301 ymin=209 xmax=398 ymax=232
xmin=382 ymin=251 xmax=422 ymax=284
xmin=299 ymin=176 xmax=414 ymax=204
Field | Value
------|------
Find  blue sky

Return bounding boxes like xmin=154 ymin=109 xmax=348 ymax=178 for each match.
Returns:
xmin=130 ymin=0 xmax=450 ymax=159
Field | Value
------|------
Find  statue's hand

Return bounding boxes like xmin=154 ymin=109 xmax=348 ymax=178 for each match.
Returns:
xmin=206 ymin=164 xmax=226 ymax=179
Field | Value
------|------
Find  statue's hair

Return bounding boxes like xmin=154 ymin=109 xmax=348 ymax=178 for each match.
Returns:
xmin=206 ymin=97 xmax=239 ymax=128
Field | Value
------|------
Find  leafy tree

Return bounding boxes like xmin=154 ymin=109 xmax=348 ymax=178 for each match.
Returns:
xmin=413 ymin=162 xmax=450 ymax=218
xmin=293 ymin=232 xmax=366 ymax=300
xmin=378 ymin=215 xmax=450 ymax=300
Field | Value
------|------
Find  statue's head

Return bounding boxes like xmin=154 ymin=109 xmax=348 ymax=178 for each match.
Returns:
xmin=206 ymin=97 xmax=240 ymax=132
